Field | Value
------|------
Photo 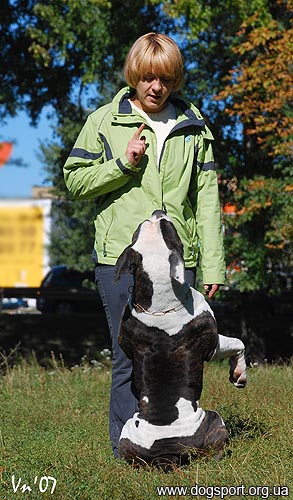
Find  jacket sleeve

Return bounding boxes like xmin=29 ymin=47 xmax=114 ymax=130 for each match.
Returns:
xmin=63 ymin=114 xmax=141 ymax=200
xmin=191 ymin=130 xmax=226 ymax=285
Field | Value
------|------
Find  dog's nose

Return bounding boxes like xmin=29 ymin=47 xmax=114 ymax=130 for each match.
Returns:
xmin=151 ymin=210 xmax=166 ymax=220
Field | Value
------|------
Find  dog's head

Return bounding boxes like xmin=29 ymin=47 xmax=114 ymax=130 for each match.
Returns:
xmin=114 ymin=210 xmax=185 ymax=284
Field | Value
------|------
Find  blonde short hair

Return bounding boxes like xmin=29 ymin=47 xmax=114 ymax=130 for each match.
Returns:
xmin=124 ymin=33 xmax=184 ymax=91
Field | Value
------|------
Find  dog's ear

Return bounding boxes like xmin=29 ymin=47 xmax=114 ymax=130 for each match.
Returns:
xmin=114 ymin=246 xmax=142 ymax=281
xmin=169 ymin=250 xmax=185 ymax=284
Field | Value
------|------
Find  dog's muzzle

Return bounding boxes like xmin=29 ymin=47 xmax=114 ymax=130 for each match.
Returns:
xmin=150 ymin=210 xmax=171 ymax=223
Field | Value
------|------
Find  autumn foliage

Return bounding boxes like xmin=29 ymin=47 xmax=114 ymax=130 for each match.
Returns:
xmin=217 ymin=1 xmax=293 ymax=158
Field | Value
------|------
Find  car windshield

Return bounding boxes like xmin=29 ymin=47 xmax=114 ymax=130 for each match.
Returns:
xmin=42 ymin=267 xmax=94 ymax=288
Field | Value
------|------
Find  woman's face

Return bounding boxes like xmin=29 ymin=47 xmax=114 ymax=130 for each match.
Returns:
xmin=131 ymin=72 xmax=175 ymax=114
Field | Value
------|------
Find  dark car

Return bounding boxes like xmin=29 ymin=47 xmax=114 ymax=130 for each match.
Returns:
xmin=2 ymin=297 xmax=28 ymax=310
xmin=36 ymin=265 xmax=101 ymax=314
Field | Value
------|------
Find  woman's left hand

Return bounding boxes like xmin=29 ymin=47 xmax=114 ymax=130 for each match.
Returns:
xmin=204 ymin=284 xmax=220 ymax=299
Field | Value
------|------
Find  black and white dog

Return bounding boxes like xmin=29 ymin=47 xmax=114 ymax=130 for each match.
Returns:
xmin=114 ymin=210 xmax=246 ymax=468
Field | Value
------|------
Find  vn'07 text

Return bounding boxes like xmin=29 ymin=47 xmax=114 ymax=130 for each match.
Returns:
xmin=11 ymin=475 xmax=57 ymax=495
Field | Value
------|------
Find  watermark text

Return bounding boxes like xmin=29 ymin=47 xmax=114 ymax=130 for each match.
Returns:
xmin=156 ymin=484 xmax=289 ymax=499
xmin=11 ymin=475 xmax=57 ymax=495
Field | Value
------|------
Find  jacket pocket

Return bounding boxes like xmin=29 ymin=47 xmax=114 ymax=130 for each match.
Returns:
xmin=94 ymin=204 xmax=115 ymax=257
xmin=183 ymin=198 xmax=197 ymax=257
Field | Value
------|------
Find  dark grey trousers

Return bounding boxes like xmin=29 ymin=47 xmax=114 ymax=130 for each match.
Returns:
xmin=95 ymin=264 xmax=196 ymax=457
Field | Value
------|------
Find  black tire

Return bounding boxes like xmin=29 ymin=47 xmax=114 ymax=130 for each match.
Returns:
xmin=54 ymin=302 xmax=75 ymax=314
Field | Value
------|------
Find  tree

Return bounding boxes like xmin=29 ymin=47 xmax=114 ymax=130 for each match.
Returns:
xmin=216 ymin=0 xmax=293 ymax=293
xmin=223 ymin=176 xmax=293 ymax=294
xmin=217 ymin=1 xmax=293 ymax=159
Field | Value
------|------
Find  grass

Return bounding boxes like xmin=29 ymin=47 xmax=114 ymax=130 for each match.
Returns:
xmin=0 ymin=355 xmax=292 ymax=500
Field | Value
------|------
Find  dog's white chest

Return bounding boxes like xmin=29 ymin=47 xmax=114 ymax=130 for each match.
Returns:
xmin=130 ymin=288 xmax=214 ymax=336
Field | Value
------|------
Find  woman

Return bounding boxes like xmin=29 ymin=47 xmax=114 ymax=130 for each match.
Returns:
xmin=63 ymin=32 xmax=226 ymax=457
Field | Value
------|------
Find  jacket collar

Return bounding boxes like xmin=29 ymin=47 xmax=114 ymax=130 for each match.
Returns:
xmin=112 ymin=86 xmax=206 ymax=128
xmin=117 ymin=87 xmax=135 ymax=114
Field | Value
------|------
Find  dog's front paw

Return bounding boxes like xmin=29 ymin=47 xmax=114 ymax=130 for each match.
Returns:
xmin=229 ymin=353 xmax=247 ymax=388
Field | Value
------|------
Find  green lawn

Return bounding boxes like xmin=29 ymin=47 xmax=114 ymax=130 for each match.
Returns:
xmin=0 ymin=356 xmax=292 ymax=500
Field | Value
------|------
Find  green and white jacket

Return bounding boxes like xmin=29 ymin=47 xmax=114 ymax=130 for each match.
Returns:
xmin=63 ymin=87 xmax=226 ymax=284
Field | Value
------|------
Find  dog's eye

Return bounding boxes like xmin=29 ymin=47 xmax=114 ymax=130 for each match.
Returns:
xmin=135 ymin=420 xmax=140 ymax=428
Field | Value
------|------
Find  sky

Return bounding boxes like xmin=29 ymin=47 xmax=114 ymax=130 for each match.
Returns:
xmin=0 ymin=110 xmax=53 ymax=198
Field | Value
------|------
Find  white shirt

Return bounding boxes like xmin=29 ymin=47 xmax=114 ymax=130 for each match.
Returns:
xmin=130 ymin=101 xmax=177 ymax=167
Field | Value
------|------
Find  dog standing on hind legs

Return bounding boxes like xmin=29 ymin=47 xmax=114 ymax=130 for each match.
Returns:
xmin=114 ymin=210 xmax=246 ymax=469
